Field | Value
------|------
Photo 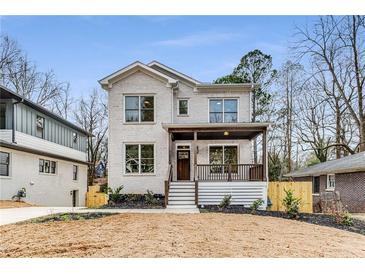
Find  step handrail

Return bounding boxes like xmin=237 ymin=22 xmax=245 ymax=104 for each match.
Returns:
xmin=164 ymin=164 xmax=173 ymax=207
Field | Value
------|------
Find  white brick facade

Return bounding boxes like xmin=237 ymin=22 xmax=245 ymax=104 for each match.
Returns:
xmin=105 ymin=63 xmax=254 ymax=195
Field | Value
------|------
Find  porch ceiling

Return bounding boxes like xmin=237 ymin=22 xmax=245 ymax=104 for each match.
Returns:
xmin=162 ymin=123 xmax=270 ymax=141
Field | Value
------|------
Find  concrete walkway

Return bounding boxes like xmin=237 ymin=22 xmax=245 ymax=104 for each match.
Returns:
xmin=0 ymin=206 xmax=199 ymax=226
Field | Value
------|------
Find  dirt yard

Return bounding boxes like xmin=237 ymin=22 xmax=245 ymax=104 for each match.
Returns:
xmin=1 ymin=213 xmax=365 ymax=258
xmin=0 ymin=200 xmax=32 ymax=209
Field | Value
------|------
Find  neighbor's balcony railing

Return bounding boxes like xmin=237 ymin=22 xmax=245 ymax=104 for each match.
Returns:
xmin=196 ymin=164 xmax=264 ymax=182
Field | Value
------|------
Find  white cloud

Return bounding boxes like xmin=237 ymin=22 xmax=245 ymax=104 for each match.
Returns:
xmin=152 ymin=31 xmax=239 ymax=47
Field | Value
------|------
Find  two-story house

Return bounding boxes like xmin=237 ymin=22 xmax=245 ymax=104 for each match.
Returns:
xmin=100 ymin=61 xmax=269 ymax=208
xmin=0 ymin=85 xmax=90 ymax=206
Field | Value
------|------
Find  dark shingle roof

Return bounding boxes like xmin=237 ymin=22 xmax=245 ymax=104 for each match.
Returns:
xmin=285 ymin=151 xmax=365 ymax=177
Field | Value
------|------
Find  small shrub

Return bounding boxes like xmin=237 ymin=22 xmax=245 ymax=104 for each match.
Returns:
xmin=219 ymin=195 xmax=231 ymax=209
xmin=108 ymin=185 xmax=124 ymax=204
xmin=145 ymin=190 xmax=159 ymax=205
xmin=250 ymin=199 xmax=264 ymax=214
xmin=282 ymin=188 xmax=301 ymax=218
xmin=334 ymin=211 xmax=354 ymax=226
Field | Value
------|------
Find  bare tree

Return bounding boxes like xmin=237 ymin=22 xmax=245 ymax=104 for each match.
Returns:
xmin=0 ymin=35 xmax=20 ymax=73
xmin=0 ymin=34 xmax=69 ymax=109
xmin=295 ymin=86 xmax=333 ymax=162
xmin=277 ymin=61 xmax=304 ymax=171
xmin=294 ymin=15 xmax=365 ymax=152
xmin=51 ymin=83 xmax=74 ymax=119
xmin=74 ymin=89 xmax=108 ymax=185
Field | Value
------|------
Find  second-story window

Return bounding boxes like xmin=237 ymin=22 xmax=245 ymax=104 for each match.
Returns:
xmin=125 ymin=96 xmax=154 ymax=123
xmin=36 ymin=116 xmax=45 ymax=138
xmin=0 ymin=103 xmax=6 ymax=129
xmin=209 ymin=99 xmax=238 ymax=123
xmin=178 ymin=99 xmax=189 ymax=115
xmin=72 ymin=132 xmax=78 ymax=144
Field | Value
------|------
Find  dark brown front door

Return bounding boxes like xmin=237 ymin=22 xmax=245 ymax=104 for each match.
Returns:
xmin=177 ymin=150 xmax=190 ymax=180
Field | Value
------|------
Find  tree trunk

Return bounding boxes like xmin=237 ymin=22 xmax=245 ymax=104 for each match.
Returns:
xmin=360 ymin=119 xmax=365 ymax=152
xmin=335 ymin=99 xmax=342 ymax=158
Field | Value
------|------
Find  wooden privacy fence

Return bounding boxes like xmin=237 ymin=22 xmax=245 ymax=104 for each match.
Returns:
xmin=85 ymin=185 xmax=108 ymax=208
xmin=268 ymin=181 xmax=313 ymax=213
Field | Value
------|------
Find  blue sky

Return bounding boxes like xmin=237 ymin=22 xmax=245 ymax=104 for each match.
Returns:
xmin=1 ymin=16 xmax=314 ymax=96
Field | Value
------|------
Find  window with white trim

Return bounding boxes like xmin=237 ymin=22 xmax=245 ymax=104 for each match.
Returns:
xmin=39 ymin=159 xmax=56 ymax=174
xmin=125 ymin=96 xmax=154 ymax=123
xmin=73 ymin=165 xmax=78 ymax=180
xmin=125 ymin=144 xmax=154 ymax=174
xmin=0 ymin=151 xmax=10 ymax=176
xmin=209 ymin=98 xmax=238 ymax=123
xmin=327 ymin=174 xmax=335 ymax=190
xmin=178 ymin=99 xmax=189 ymax=115
xmin=36 ymin=116 xmax=45 ymax=138
xmin=209 ymin=145 xmax=238 ymax=173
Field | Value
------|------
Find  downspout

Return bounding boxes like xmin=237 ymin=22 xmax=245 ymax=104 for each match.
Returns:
xmin=12 ymin=99 xmax=23 ymax=143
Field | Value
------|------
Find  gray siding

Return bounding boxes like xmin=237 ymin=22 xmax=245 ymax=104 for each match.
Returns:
xmin=1 ymin=100 xmax=13 ymax=129
xmin=14 ymin=103 xmax=87 ymax=152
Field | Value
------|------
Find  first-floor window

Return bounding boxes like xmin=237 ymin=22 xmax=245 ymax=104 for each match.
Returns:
xmin=73 ymin=165 xmax=78 ymax=180
xmin=39 ymin=159 xmax=56 ymax=174
xmin=125 ymin=144 xmax=154 ymax=174
xmin=209 ymin=145 xmax=238 ymax=173
xmin=0 ymin=151 xmax=10 ymax=176
xmin=313 ymin=176 xmax=320 ymax=194
xmin=327 ymin=174 xmax=335 ymax=189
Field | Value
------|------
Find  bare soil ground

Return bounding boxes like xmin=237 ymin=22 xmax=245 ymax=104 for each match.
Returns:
xmin=1 ymin=213 xmax=365 ymax=258
xmin=0 ymin=200 xmax=32 ymax=209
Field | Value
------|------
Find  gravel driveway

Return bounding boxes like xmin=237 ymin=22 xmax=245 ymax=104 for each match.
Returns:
xmin=1 ymin=213 xmax=365 ymax=258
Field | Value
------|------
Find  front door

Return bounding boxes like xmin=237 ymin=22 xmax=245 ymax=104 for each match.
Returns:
xmin=177 ymin=150 xmax=190 ymax=180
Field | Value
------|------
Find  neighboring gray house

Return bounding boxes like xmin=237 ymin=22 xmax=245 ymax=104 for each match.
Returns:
xmin=100 ymin=61 xmax=269 ymax=208
xmin=0 ymin=86 xmax=91 ymax=206
xmin=286 ymin=152 xmax=365 ymax=213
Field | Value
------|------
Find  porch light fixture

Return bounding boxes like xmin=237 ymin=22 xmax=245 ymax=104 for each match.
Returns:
xmin=224 ymin=131 xmax=229 ymax=136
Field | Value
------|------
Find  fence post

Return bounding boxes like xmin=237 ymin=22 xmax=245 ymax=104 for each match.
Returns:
xmin=228 ymin=164 xmax=232 ymax=181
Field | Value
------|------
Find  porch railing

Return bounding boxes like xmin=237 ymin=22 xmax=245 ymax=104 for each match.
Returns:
xmin=164 ymin=164 xmax=173 ymax=207
xmin=196 ymin=164 xmax=263 ymax=182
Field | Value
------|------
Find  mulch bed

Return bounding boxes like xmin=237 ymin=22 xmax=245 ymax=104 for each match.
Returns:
xmin=24 ymin=212 xmax=117 ymax=224
xmin=101 ymin=194 xmax=165 ymax=209
xmin=200 ymin=205 xmax=365 ymax=236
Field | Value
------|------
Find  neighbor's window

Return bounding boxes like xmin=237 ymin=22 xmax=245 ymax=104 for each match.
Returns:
xmin=73 ymin=165 xmax=78 ymax=180
xmin=313 ymin=176 xmax=320 ymax=194
xmin=72 ymin=132 xmax=78 ymax=144
xmin=125 ymin=96 xmax=154 ymax=123
xmin=39 ymin=159 xmax=56 ymax=174
xmin=0 ymin=103 xmax=6 ymax=129
xmin=327 ymin=174 xmax=335 ymax=190
xmin=178 ymin=99 xmax=189 ymax=115
xmin=36 ymin=116 xmax=45 ymax=138
xmin=209 ymin=99 xmax=238 ymax=123
xmin=209 ymin=145 xmax=238 ymax=173
xmin=0 ymin=151 xmax=10 ymax=176
xmin=125 ymin=144 xmax=154 ymax=174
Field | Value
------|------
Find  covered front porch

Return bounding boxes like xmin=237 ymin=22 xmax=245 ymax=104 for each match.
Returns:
xmin=162 ymin=123 xmax=269 ymax=207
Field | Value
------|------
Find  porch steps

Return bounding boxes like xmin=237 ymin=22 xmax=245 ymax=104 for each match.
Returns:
xmin=167 ymin=181 xmax=197 ymax=208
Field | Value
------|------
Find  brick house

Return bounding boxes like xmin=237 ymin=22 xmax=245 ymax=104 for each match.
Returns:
xmin=285 ymin=152 xmax=365 ymax=213
xmin=99 ymin=61 xmax=269 ymax=208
